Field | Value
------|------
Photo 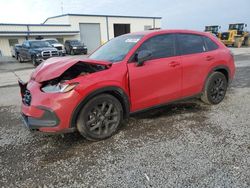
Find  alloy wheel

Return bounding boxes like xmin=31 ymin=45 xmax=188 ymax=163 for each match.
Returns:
xmin=85 ymin=102 xmax=119 ymax=136
xmin=209 ymin=77 xmax=226 ymax=103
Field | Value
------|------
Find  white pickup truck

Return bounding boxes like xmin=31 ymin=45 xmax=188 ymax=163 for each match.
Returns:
xmin=42 ymin=38 xmax=66 ymax=56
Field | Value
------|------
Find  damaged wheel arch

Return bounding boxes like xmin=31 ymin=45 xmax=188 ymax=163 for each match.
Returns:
xmin=70 ymin=86 xmax=130 ymax=129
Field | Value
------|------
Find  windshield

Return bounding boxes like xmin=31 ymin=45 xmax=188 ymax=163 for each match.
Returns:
xmin=89 ymin=34 xmax=143 ymax=62
xmin=30 ymin=41 xmax=51 ymax=48
xmin=229 ymin=24 xmax=244 ymax=31
xmin=70 ymin=40 xmax=82 ymax=45
xmin=205 ymin=26 xmax=218 ymax=33
xmin=45 ymin=40 xmax=58 ymax=44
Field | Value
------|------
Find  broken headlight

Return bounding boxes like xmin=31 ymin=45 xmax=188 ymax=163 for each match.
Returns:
xmin=41 ymin=82 xmax=78 ymax=93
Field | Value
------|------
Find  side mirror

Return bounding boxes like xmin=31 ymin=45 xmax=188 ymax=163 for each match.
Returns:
xmin=136 ymin=50 xmax=152 ymax=66
xmin=245 ymin=24 xmax=247 ymax=27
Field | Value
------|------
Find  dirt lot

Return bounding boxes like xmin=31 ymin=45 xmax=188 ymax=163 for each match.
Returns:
xmin=0 ymin=50 xmax=250 ymax=187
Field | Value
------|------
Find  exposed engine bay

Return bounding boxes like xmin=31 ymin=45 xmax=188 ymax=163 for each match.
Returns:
xmin=41 ymin=62 xmax=108 ymax=93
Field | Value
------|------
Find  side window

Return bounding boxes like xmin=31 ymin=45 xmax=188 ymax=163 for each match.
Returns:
xmin=138 ymin=34 xmax=176 ymax=59
xmin=177 ymin=34 xmax=206 ymax=55
xmin=203 ymin=36 xmax=218 ymax=51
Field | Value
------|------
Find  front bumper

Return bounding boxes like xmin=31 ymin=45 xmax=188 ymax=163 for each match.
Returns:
xmin=35 ymin=55 xmax=59 ymax=64
xmin=58 ymin=50 xmax=66 ymax=56
xmin=73 ymin=48 xmax=87 ymax=54
xmin=21 ymin=107 xmax=59 ymax=130
xmin=18 ymin=79 xmax=81 ymax=133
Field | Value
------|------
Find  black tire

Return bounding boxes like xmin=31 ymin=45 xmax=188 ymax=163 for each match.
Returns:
xmin=31 ymin=56 xmax=38 ymax=66
xmin=77 ymin=94 xmax=123 ymax=141
xmin=17 ymin=54 xmax=23 ymax=63
xmin=201 ymin=72 xmax=228 ymax=105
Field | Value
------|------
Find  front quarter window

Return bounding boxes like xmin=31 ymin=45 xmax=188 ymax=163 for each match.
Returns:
xmin=89 ymin=34 xmax=143 ymax=62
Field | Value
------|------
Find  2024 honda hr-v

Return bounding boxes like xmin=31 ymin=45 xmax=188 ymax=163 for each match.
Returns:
xmin=19 ymin=30 xmax=235 ymax=141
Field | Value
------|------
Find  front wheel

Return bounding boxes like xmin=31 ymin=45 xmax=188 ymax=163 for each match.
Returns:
xmin=77 ymin=94 xmax=123 ymax=141
xmin=31 ymin=56 xmax=38 ymax=66
xmin=201 ymin=72 xmax=228 ymax=105
xmin=17 ymin=55 xmax=23 ymax=63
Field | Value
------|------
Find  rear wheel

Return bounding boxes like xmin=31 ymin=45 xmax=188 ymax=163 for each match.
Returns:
xmin=201 ymin=72 xmax=228 ymax=105
xmin=77 ymin=94 xmax=123 ymax=141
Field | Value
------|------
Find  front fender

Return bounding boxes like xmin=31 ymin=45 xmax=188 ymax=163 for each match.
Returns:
xmin=70 ymin=85 xmax=130 ymax=128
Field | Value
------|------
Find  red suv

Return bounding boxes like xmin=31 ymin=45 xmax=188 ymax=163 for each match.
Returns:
xmin=19 ymin=30 xmax=235 ymax=141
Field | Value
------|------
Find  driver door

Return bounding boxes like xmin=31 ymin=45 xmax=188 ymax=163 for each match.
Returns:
xmin=127 ymin=34 xmax=182 ymax=112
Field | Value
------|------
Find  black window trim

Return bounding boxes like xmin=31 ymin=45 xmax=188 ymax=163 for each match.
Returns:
xmin=128 ymin=33 xmax=178 ymax=63
xmin=176 ymin=33 xmax=207 ymax=56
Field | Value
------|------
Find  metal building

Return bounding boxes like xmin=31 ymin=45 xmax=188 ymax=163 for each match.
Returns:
xmin=0 ymin=14 xmax=161 ymax=56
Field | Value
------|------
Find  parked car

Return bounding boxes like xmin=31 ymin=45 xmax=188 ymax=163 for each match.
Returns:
xmin=17 ymin=40 xmax=59 ymax=66
xmin=42 ymin=38 xmax=66 ymax=56
xmin=11 ymin=44 xmax=22 ymax=58
xmin=65 ymin=40 xmax=87 ymax=55
xmin=19 ymin=30 xmax=235 ymax=141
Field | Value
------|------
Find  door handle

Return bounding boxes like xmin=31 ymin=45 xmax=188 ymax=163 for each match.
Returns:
xmin=169 ymin=61 xmax=180 ymax=67
xmin=206 ymin=56 xmax=214 ymax=61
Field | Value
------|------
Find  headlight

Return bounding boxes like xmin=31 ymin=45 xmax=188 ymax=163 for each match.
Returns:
xmin=41 ymin=82 xmax=78 ymax=93
xmin=72 ymin=47 xmax=77 ymax=49
xmin=35 ymin=52 xmax=42 ymax=57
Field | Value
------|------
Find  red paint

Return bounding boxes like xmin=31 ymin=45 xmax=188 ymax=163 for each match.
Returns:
xmin=20 ymin=29 xmax=235 ymax=133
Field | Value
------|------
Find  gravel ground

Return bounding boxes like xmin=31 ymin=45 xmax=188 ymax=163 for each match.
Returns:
xmin=0 ymin=54 xmax=250 ymax=187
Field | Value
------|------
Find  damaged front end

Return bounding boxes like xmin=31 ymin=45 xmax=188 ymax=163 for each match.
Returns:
xmin=40 ymin=62 xmax=110 ymax=93
xmin=19 ymin=59 xmax=112 ymax=133
xmin=31 ymin=59 xmax=112 ymax=93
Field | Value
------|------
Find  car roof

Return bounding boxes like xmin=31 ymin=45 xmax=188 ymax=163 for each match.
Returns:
xmin=66 ymin=40 xmax=79 ymax=42
xmin=129 ymin=29 xmax=212 ymax=37
xmin=42 ymin=38 xmax=58 ymax=41
xmin=26 ymin=40 xmax=45 ymax=42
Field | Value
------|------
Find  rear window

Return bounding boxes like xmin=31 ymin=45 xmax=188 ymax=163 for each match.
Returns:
xmin=203 ymin=36 xmax=218 ymax=51
xmin=177 ymin=34 xmax=206 ymax=55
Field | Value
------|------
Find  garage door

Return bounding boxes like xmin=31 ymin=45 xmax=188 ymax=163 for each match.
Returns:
xmin=79 ymin=23 xmax=101 ymax=53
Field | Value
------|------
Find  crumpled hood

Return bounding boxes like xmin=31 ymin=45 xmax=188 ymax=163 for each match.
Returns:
xmin=31 ymin=56 xmax=112 ymax=83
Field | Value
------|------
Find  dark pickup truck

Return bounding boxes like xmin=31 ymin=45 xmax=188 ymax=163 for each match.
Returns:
xmin=17 ymin=40 xmax=59 ymax=66
xmin=65 ymin=40 xmax=88 ymax=55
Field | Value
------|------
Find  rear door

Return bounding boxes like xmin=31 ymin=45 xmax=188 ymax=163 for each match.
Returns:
xmin=177 ymin=34 xmax=216 ymax=97
xmin=128 ymin=34 xmax=182 ymax=111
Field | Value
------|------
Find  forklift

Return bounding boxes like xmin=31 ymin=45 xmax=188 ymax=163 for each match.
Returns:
xmin=220 ymin=23 xmax=250 ymax=47
xmin=204 ymin=25 xmax=221 ymax=38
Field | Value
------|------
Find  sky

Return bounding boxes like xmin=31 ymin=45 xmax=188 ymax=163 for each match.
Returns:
xmin=0 ymin=0 xmax=249 ymax=31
